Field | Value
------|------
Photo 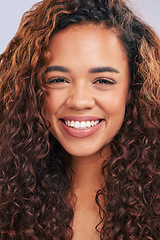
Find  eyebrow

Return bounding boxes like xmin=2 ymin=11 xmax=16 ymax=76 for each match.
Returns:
xmin=45 ymin=65 xmax=119 ymax=74
xmin=89 ymin=66 xmax=119 ymax=74
xmin=45 ymin=65 xmax=69 ymax=73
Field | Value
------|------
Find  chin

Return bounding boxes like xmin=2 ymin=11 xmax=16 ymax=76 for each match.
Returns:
xmin=62 ymin=144 xmax=102 ymax=158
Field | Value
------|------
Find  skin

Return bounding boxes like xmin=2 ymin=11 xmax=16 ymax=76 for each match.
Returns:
xmin=43 ymin=23 xmax=129 ymax=239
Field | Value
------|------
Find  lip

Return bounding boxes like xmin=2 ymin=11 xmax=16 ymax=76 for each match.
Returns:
xmin=60 ymin=118 xmax=105 ymax=138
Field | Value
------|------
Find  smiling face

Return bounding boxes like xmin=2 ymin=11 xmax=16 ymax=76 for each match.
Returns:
xmin=43 ymin=24 xmax=129 ymax=158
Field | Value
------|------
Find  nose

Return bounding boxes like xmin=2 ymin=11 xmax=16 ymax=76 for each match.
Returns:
xmin=65 ymin=83 xmax=95 ymax=110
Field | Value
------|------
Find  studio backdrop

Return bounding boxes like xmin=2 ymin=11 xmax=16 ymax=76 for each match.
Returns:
xmin=0 ymin=0 xmax=160 ymax=54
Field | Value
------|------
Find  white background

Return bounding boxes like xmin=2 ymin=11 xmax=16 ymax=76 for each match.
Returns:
xmin=0 ymin=0 xmax=160 ymax=54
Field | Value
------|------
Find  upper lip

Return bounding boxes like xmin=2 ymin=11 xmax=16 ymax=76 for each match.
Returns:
xmin=60 ymin=116 xmax=104 ymax=121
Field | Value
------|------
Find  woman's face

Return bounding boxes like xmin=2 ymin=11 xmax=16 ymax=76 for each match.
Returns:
xmin=43 ymin=24 xmax=129 ymax=157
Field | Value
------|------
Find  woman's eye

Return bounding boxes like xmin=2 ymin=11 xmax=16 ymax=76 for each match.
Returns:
xmin=45 ymin=77 xmax=69 ymax=88
xmin=46 ymin=77 xmax=67 ymax=84
xmin=94 ymin=78 xmax=116 ymax=85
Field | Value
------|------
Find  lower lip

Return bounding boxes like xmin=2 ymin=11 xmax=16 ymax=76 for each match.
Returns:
xmin=60 ymin=120 xmax=104 ymax=138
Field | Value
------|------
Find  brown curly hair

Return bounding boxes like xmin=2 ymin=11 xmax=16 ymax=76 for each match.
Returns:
xmin=0 ymin=0 xmax=160 ymax=239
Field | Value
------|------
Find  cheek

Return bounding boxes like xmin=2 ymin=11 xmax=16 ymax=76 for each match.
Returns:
xmin=43 ymin=92 xmax=63 ymax=119
xmin=101 ymin=90 xmax=128 ymax=116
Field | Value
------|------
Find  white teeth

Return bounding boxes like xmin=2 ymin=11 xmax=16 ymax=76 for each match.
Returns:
xmin=81 ymin=121 xmax=86 ymax=128
xmin=64 ymin=120 xmax=100 ymax=129
xmin=75 ymin=121 xmax=80 ymax=129
xmin=71 ymin=121 xmax=74 ymax=127
xmin=86 ymin=121 xmax=91 ymax=128
xmin=91 ymin=121 xmax=95 ymax=127
xmin=95 ymin=121 xmax=99 ymax=125
xmin=68 ymin=121 xmax=71 ymax=127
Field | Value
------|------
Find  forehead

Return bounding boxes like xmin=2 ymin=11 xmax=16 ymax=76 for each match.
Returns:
xmin=49 ymin=23 xmax=126 ymax=53
xmin=47 ymin=23 xmax=128 ymax=73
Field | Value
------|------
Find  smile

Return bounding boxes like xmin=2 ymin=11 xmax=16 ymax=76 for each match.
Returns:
xmin=59 ymin=117 xmax=104 ymax=138
xmin=64 ymin=120 xmax=100 ymax=129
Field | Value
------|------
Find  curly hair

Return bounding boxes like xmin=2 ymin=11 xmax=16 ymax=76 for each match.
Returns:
xmin=0 ymin=0 xmax=160 ymax=239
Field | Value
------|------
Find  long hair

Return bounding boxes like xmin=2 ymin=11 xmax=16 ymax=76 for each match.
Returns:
xmin=0 ymin=0 xmax=160 ymax=239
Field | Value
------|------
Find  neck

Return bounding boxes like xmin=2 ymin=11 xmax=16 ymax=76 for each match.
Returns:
xmin=71 ymin=145 xmax=111 ymax=193
xmin=70 ymin=146 xmax=111 ymax=236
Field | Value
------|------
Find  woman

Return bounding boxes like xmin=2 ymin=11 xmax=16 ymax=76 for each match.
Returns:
xmin=0 ymin=0 xmax=160 ymax=239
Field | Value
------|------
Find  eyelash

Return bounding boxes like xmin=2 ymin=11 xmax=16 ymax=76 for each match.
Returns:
xmin=46 ymin=77 xmax=68 ymax=84
xmin=93 ymin=78 xmax=116 ymax=85
xmin=46 ymin=77 xmax=116 ymax=85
